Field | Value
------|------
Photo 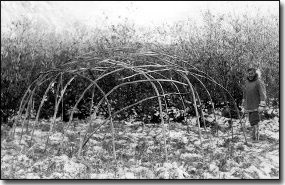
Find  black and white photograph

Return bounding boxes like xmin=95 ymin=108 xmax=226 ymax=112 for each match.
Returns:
xmin=1 ymin=1 xmax=280 ymax=180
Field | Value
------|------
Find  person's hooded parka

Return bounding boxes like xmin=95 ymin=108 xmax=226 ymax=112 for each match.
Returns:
xmin=243 ymin=69 xmax=267 ymax=111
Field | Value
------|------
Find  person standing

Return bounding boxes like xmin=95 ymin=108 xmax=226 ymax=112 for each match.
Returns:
xmin=241 ymin=68 xmax=267 ymax=141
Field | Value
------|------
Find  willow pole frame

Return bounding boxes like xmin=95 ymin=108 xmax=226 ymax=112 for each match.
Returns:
xmin=14 ymin=50 xmax=248 ymax=164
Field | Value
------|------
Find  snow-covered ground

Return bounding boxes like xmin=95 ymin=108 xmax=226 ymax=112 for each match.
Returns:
xmin=1 ymin=114 xmax=279 ymax=179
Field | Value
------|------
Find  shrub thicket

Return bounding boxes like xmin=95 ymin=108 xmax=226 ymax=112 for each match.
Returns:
xmin=1 ymin=9 xmax=279 ymax=122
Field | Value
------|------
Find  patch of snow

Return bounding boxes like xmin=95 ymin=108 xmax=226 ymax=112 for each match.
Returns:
xmin=204 ymin=172 xmax=215 ymax=179
xmin=49 ymin=132 xmax=68 ymax=144
xmin=63 ymin=160 xmax=86 ymax=177
xmin=93 ymin=145 xmax=103 ymax=151
xmin=128 ymin=158 xmax=135 ymax=163
xmin=2 ymin=155 xmax=14 ymax=163
xmin=148 ymin=130 xmax=156 ymax=136
xmin=193 ymin=140 xmax=201 ymax=146
xmin=180 ymin=153 xmax=202 ymax=161
xmin=185 ymin=146 xmax=195 ymax=152
xmin=90 ymin=173 xmax=114 ymax=179
xmin=18 ymin=154 xmax=30 ymax=163
xmin=26 ymin=173 xmax=40 ymax=179
xmin=123 ymin=172 xmax=135 ymax=179
xmin=264 ymin=152 xmax=279 ymax=167
xmin=54 ymin=154 xmax=69 ymax=162
xmin=50 ymin=172 xmax=63 ymax=179
xmin=209 ymin=162 xmax=219 ymax=173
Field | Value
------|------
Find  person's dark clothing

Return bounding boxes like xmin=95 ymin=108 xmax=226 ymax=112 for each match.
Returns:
xmin=249 ymin=111 xmax=260 ymax=126
xmin=243 ymin=74 xmax=266 ymax=111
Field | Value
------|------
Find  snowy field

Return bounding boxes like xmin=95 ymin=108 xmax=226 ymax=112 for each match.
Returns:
xmin=1 ymin=113 xmax=279 ymax=179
